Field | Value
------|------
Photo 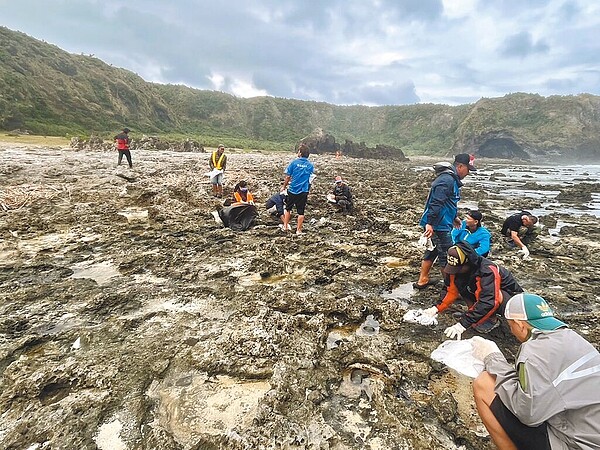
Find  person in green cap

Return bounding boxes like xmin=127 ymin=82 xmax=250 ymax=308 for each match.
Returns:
xmin=471 ymin=293 xmax=600 ymax=450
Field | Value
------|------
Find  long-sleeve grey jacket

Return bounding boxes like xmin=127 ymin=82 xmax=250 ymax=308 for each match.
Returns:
xmin=485 ymin=328 xmax=600 ymax=449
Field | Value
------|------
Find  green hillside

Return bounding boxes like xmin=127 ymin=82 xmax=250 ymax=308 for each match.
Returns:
xmin=1 ymin=26 xmax=599 ymax=158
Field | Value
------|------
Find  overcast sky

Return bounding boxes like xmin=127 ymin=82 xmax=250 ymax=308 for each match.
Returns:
xmin=2 ymin=0 xmax=599 ymax=106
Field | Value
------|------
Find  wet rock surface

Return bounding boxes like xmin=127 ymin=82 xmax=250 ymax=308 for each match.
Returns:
xmin=1 ymin=145 xmax=599 ymax=449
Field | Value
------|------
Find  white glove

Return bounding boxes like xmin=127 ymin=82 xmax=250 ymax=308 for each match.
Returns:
xmin=444 ymin=323 xmax=466 ymax=340
xmin=519 ymin=246 xmax=530 ymax=260
xmin=422 ymin=306 xmax=438 ymax=318
xmin=471 ymin=336 xmax=501 ymax=361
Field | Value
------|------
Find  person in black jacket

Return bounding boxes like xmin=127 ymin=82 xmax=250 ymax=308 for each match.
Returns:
xmin=329 ymin=176 xmax=353 ymax=213
xmin=501 ymin=211 xmax=538 ymax=259
xmin=420 ymin=241 xmax=523 ymax=340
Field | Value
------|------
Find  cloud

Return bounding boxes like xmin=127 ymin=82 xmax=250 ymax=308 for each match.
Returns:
xmin=1 ymin=0 xmax=600 ymax=105
xmin=335 ymin=81 xmax=420 ymax=105
xmin=498 ymin=31 xmax=550 ymax=58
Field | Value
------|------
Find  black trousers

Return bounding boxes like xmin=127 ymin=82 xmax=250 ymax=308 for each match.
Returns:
xmin=118 ymin=150 xmax=132 ymax=167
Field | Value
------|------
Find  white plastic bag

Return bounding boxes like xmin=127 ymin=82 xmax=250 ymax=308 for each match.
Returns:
xmin=417 ymin=235 xmax=435 ymax=251
xmin=205 ymin=168 xmax=223 ymax=178
xmin=430 ymin=338 xmax=485 ymax=378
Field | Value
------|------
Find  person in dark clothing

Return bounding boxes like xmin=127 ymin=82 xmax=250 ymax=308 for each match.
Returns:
xmin=114 ymin=128 xmax=132 ymax=168
xmin=329 ymin=176 xmax=353 ymax=213
xmin=266 ymin=191 xmax=288 ymax=226
xmin=501 ymin=211 xmax=538 ymax=259
xmin=420 ymin=241 xmax=524 ymax=339
xmin=414 ymin=153 xmax=476 ymax=289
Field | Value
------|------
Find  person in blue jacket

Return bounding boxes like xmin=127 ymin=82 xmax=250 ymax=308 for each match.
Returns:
xmin=452 ymin=209 xmax=491 ymax=257
xmin=414 ymin=153 xmax=476 ymax=289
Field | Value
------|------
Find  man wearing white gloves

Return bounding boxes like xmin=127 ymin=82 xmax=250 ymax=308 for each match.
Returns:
xmin=471 ymin=293 xmax=600 ymax=450
xmin=421 ymin=241 xmax=523 ymax=340
xmin=501 ymin=211 xmax=538 ymax=259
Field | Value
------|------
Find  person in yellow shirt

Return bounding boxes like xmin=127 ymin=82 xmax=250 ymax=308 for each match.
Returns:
xmin=209 ymin=145 xmax=227 ymax=198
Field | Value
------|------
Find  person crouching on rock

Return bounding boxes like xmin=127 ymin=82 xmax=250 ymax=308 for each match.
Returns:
xmin=114 ymin=127 xmax=132 ymax=168
xmin=265 ymin=190 xmax=289 ymax=229
xmin=328 ymin=176 xmax=353 ymax=213
xmin=451 ymin=209 xmax=491 ymax=257
xmin=472 ymin=293 xmax=600 ymax=450
xmin=419 ymin=241 xmax=524 ymax=340
xmin=501 ymin=211 xmax=538 ymax=259
xmin=233 ymin=180 xmax=254 ymax=205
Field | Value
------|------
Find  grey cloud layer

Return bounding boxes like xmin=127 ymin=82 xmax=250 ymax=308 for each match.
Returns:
xmin=1 ymin=0 xmax=599 ymax=105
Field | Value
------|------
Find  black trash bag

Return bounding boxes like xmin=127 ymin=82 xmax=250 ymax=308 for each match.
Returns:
xmin=218 ymin=204 xmax=258 ymax=231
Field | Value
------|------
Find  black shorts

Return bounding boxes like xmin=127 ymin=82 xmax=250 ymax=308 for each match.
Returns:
xmin=490 ymin=396 xmax=550 ymax=450
xmin=285 ymin=192 xmax=308 ymax=215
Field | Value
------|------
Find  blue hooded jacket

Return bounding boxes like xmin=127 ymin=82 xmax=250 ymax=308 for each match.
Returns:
xmin=419 ymin=164 xmax=462 ymax=232
xmin=451 ymin=221 xmax=492 ymax=256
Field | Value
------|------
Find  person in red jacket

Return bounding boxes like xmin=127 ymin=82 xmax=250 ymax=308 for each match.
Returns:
xmin=114 ymin=127 xmax=132 ymax=168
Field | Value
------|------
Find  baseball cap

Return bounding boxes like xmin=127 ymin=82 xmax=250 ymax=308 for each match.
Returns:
xmin=443 ymin=245 xmax=470 ymax=274
xmin=504 ymin=293 xmax=567 ymax=331
xmin=335 ymin=176 xmax=343 ymax=183
xmin=467 ymin=210 xmax=483 ymax=222
xmin=454 ymin=153 xmax=477 ymax=171
xmin=218 ymin=144 xmax=225 ymax=149
xmin=123 ymin=128 xmax=130 ymax=133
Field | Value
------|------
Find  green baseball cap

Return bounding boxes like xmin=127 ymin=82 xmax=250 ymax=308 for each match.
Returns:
xmin=504 ymin=293 xmax=567 ymax=331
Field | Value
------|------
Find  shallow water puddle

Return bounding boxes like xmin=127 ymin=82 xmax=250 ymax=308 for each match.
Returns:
xmin=70 ymin=260 xmax=120 ymax=285
xmin=16 ymin=231 xmax=78 ymax=257
xmin=117 ymin=207 xmax=148 ymax=222
xmin=381 ymin=282 xmax=413 ymax=308
xmin=237 ymin=269 xmax=307 ymax=287
xmin=148 ymin=374 xmax=270 ymax=446
xmin=338 ymin=363 xmax=385 ymax=401
xmin=32 ymin=313 xmax=82 ymax=337
xmin=380 ymin=256 xmax=409 ymax=268
xmin=355 ymin=315 xmax=380 ymax=336
xmin=327 ymin=315 xmax=380 ymax=349
xmin=132 ymin=272 xmax=168 ymax=285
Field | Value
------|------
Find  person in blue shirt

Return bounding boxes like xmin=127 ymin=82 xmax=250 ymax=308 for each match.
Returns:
xmin=452 ymin=209 xmax=491 ymax=257
xmin=281 ymin=143 xmax=314 ymax=235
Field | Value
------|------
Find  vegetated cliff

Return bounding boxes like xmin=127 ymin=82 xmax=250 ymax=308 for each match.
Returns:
xmin=451 ymin=93 xmax=600 ymax=161
xmin=1 ymin=26 xmax=599 ymax=159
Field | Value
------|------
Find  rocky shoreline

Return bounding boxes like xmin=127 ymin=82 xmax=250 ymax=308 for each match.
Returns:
xmin=1 ymin=145 xmax=599 ymax=449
